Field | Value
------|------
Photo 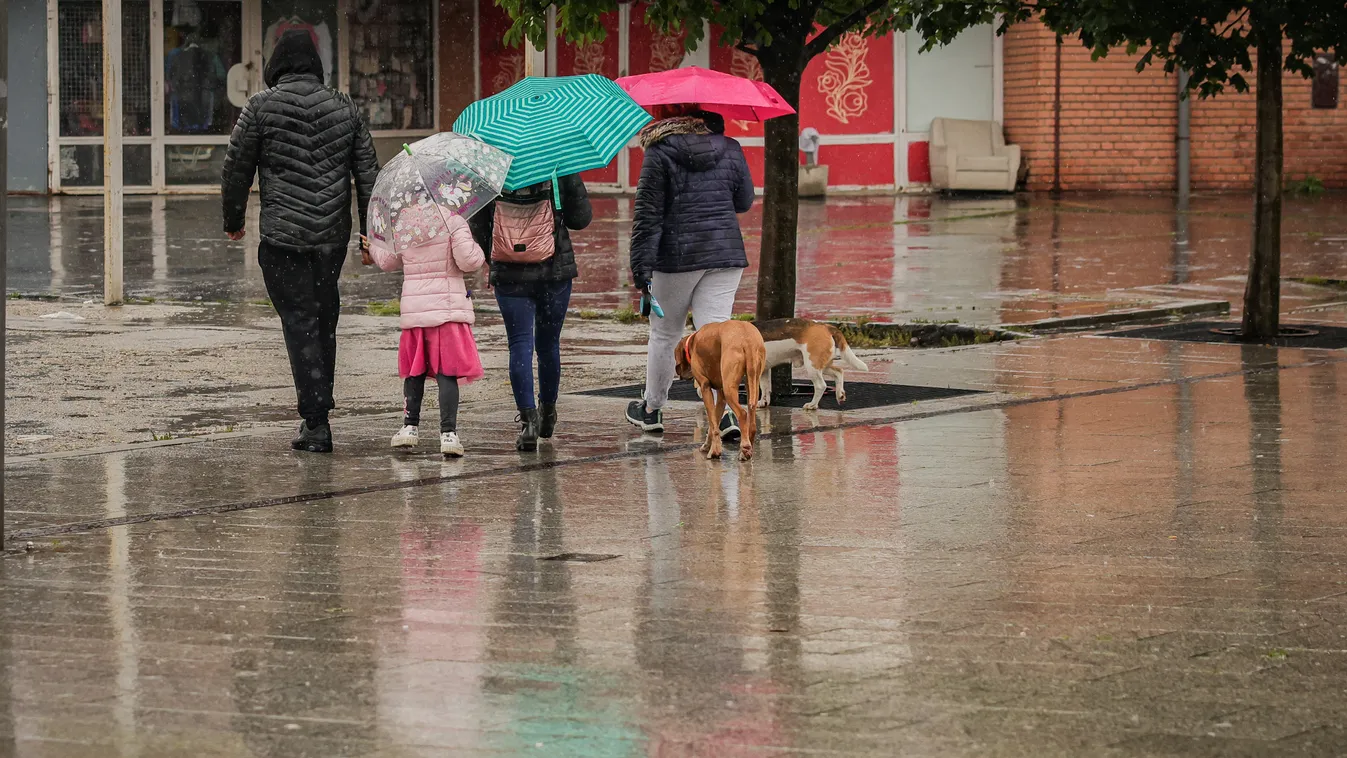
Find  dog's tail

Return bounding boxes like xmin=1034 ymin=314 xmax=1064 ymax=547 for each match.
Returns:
xmin=827 ymin=325 xmax=869 ymax=372
xmin=745 ymin=341 xmax=767 ymax=410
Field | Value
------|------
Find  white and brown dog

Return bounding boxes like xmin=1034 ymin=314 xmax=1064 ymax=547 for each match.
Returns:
xmin=754 ymin=319 xmax=869 ymax=410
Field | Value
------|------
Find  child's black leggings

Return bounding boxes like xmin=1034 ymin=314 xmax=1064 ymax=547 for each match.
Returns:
xmin=403 ymin=375 xmax=459 ymax=433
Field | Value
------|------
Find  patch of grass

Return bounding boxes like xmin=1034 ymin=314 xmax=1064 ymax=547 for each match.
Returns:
xmin=7 ymin=292 xmax=23 ymax=300
xmin=832 ymin=318 xmax=1012 ymax=349
xmin=833 ymin=320 xmax=912 ymax=349
xmin=613 ymin=305 xmax=646 ymax=325
xmin=1266 ymin=649 xmax=1288 ymax=660
xmin=732 ymin=313 xmax=756 ymax=322
xmin=575 ymin=309 xmax=606 ymax=320
xmin=1288 ymin=176 xmax=1327 ymax=196
xmin=150 ymin=432 xmax=175 ymax=442
xmin=246 ymin=298 xmax=272 ymax=307
xmin=367 ymin=299 xmax=402 ymax=317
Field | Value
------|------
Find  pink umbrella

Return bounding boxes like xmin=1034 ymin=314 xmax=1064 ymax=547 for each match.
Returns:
xmin=615 ymin=66 xmax=796 ymax=122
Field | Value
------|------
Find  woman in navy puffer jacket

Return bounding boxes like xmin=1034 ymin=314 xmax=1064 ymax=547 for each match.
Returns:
xmin=625 ymin=105 xmax=755 ymax=437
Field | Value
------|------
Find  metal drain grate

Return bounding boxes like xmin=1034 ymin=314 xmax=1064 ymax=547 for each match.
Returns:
xmin=538 ymin=553 xmax=621 ymax=562
xmin=1105 ymin=321 xmax=1347 ymax=349
xmin=574 ymin=380 xmax=982 ymax=412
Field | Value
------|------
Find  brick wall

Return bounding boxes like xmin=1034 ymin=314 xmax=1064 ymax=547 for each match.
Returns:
xmin=1004 ymin=20 xmax=1175 ymax=191
xmin=1192 ymin=65 xmax=1347 ymax=190
xmin=1003 ymin=18 xmax=1347 ymax=191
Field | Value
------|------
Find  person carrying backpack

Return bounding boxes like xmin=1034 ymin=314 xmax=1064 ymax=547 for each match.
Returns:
xmin=470 ymin=175 xmax=592 ymax=451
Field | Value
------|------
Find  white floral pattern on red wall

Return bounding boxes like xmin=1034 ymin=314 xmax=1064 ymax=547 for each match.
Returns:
xmin=816 ymin=33 xmax=872 ymax=124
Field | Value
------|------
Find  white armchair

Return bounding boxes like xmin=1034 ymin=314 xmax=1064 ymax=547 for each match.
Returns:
xmin=929 ymin=118 xmax=1021 ymax=192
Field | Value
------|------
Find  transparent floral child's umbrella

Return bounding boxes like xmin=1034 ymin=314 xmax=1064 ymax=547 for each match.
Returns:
xmin=368 ymin=132 xmax=512 ymax=253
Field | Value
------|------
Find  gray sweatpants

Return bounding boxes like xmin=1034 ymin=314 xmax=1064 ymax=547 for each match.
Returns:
xmin=643 ymin=267 xmax=744 ymax=410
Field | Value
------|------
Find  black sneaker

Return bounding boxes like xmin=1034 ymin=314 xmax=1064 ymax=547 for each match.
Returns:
xmin=625 ymin=400 xmax=664 ymax=433
xmin=291 ymin=420 xmax=333 ymax=453
xmin=719 ymin=410 xmax=741 ymax=442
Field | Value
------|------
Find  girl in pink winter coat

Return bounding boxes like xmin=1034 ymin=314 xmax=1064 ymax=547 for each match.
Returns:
xmin=367 ymin=211 xmax=485 ymax=457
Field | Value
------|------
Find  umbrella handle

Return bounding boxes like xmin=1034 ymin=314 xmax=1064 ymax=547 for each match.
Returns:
xmin=551 ymin=171 xmax=561 ymax=211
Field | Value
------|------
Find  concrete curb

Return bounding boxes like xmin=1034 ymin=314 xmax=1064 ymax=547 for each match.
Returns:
xmin=997 ymin=299 xmax=1230 ymax=333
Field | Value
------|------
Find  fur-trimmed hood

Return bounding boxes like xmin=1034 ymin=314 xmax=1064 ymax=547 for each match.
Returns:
xmin=638 ymin=117 xmax=710 ymax=148
xmin=638 ymin=113 xmax=729 ymax=172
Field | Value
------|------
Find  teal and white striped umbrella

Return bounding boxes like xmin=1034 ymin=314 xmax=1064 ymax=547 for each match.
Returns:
xmin=453 ymin=75 xmax=651 ymax=200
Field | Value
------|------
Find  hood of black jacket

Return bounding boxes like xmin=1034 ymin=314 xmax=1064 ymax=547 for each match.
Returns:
xmin=690 ymin=110 xmax=726 ymax=135
xmin=264 ymin=29 xmax=325 ymax=88
xmin=640 ymin=116 xmax=724 ymax=173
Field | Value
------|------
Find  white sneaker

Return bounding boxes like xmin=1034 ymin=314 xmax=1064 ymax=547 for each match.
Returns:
xmin=391 ymin=425 xmax=419 ymax=448
xmin=441 ymin=432 xmax=465 ymax=457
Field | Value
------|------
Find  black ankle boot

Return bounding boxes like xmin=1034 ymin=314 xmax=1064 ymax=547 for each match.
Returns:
xmin=539 ymin=404 xmax=558 ymax=439
xmin=516 ymin=408 xmax=540 ymax=451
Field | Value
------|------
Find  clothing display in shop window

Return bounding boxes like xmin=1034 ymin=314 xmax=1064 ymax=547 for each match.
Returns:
xmin=167 ymin=41 xmax=228 ymax=133
xmin=264 ymin=17 xmax=334 ymax=86
xmin=348 ymin=11 xmax=431 ymax=130
xmin=171 ymin=0 xmax=203 ymax=28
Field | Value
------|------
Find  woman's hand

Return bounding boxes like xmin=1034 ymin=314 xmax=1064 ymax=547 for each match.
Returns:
xmin=359 ymin=235 xmax=373 ymax=266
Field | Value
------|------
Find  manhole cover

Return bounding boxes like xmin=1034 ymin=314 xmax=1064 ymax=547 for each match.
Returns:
xmin=538 ymin=553 xmax=621 ymax=562
xmin=573 ymin=380 xmax=982 ymax=411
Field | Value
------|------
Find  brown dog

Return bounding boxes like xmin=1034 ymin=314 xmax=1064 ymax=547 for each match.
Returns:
xmin=675 ymin=321 xmax=767 ymax=461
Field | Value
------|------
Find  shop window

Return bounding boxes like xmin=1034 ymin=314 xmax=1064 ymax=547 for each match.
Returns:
xmin=58 ymin=0 xmax=152 ymax=137
xmin=163 ymin=0 xmax=245 ymax=136
xmin=263 ymin=0 xmax=340 ymax=88
xmin=166 ymin=145 xmax=229 ymax=185
xmin=1313 ymin=54 xmax=1339 ymax=109
xmin=349 ymin=0 xmax=435 ymax=131
xmin=59 ymin=144 xmax=154 ymax=186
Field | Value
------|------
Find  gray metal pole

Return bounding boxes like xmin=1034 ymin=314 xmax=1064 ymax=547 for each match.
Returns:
xmin=1177 ymin=69 xmax=1191 ymax=204
xmin=1 ymin=0 xmax=8 ymax=547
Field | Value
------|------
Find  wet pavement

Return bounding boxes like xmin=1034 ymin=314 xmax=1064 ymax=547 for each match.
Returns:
xmin=7 ymin=329 xmax=1347 ymax=755
xmin=12 ymin=192 xmax=1347 ymax=324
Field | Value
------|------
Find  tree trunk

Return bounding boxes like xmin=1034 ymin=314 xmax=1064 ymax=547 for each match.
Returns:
xmin=1242 ymin=30 xmax=1283 ymax=340
xmin=756 ymin=57 xmax=803 ymax=402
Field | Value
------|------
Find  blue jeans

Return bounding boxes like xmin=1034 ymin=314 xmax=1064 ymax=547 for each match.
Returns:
xmin=494 ymin=279 xmax=572 ymax=410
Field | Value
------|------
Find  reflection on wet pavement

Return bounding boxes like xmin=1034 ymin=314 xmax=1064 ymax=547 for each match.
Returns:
xmin=12 ymin=193 xmax=1347 ymax=324
xmin=6 ymin=334 xmax=1347 ymax=755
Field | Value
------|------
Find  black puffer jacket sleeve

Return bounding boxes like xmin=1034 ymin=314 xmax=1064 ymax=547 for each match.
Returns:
xmin=221 ymin=95 xmax=263 ymax=234
xmin=732 ymin=146 xmax=754 ymax=213
xmin=629 ymin=150 xmax=668 ymax=279
xmin=559 ymin=173 xmax=592 ymax=231
xmin=350 ymin=107 xmax=379 ymax=236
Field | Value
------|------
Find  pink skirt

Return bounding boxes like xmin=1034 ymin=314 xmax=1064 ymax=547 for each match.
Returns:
xmin=398 ymin=322 xmax=485 ymax=382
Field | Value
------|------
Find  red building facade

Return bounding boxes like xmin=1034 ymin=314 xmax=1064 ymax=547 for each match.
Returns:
xmin=457 ymin=1 xmax=1003 ymax=192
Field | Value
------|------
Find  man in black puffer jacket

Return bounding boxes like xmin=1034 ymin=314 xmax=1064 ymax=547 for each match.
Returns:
xmin=221 ymin=30 xmax=379 ymax=453
xmin=625 ymin=106 xmax=755 ymax=437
